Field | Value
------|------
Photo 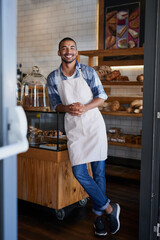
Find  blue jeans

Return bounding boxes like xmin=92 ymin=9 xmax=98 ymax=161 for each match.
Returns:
xmin=72 ymin=161 xmax=110 ymax=215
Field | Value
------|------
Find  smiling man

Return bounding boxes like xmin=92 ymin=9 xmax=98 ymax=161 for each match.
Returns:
xmin=47 ymin=37 xmax=120 ymax=237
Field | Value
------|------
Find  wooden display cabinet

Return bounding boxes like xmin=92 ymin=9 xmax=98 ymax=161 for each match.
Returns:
xmin=18 ymin=109 xmax=92 ymax=219
xmin=18 ymin=148 xmax=91 ymax=209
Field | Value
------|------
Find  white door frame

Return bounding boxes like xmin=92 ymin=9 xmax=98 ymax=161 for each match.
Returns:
xmin=0 ymin=0 xmax=17 ymax=239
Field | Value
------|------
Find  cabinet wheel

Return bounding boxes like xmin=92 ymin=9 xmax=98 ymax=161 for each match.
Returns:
xmin=55 ymin=208 xmax=65 ymax=220
xmin=78 ymin=198 xmax=88 ymax=207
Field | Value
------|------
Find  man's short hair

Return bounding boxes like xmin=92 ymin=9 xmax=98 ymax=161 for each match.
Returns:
xmin=58 ymin=37 xmax=77 ymax=50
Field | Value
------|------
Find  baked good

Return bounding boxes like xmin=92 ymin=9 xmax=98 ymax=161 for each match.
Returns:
xmin=129 ymin=10 xmax=139 ymax=21
xmin=128 ymin=28 xmax=138 ymax=39
xmin=136 ymin=74 xmax=144 ymax=82
xmin=115 ymin=75 xmax=129 ymax=81
xmin=117 ymin=25 xmax=127 ymax=38
xmin=108 ymin=16 xmax=116 ymax=24
xmin=99 ymin=65 xmax=111 ymax=73
xmin=96 ymin=69 xmax=106 ymax=78
xmin=128 ymin=40 xmax=136 ymax=48
xmin=106 ymin=35 xmax=116 ymax=49
xmin=117 ymin=134 xmax=126 ymax=143
xmin=130 ymin=99 xmax=143 ymax=108
xmin=118 ymin=38 xmax=127 ymax=48
xmin=108 ymin=127 xmax=121 ymax=134
xmin=108 ymin=23 xmax=116 ymax=35
xmin=110 ymin=101 xmax=120 ymax=112
xmin=129 ymin=18 xmax=139 ymax=29
xmin=93 ymin=66 xmax=100 ymax=71
xmin=106 ymin=70 xmax=121 ymax=81
xmin=106 ymin=10 xmax=117 ymax=21
xmin=118 ymin=105 xmax=126 ymax=111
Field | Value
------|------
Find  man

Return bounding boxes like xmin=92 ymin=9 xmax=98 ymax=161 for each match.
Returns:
xmin=47 ymin=37 xmax=120 ymax=236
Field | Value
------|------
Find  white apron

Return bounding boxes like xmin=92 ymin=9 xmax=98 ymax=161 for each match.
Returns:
xmin=57 ymin=67 xmax=108 ymax=166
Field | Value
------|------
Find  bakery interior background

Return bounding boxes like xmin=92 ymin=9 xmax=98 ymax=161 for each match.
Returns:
xmin=17 ymin=0 xmax=144 ymax=162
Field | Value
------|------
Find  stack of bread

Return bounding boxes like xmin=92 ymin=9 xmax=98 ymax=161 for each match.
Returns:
xmin=27 ymin=126 xmax=64 ymax=144
xmin=94 ymin=65 xmax=129 ymax=82
xmin=99 ymin=100 xmax=120 ymax=112
xmin=107 ymin=127 xmax=142 ymax=145
xmin=127 ymin=99 xmax=143 ymax=114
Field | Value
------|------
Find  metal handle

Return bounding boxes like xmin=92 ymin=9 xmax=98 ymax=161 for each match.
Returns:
xmin=0 ymin=106 xmax=29 ymax=159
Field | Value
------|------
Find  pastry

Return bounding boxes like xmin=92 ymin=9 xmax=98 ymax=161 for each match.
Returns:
xmin=117 ymin=25 xmax=127 ymax=38
xmin=110 ymin=100 xmax=120 ymax=112
xmin=99 ymin=65 xmax=111 ymax=73
xmin=128 ymin=40 xmax=136 ymax=48
xmin=106 ymin=70 xmax=121 ymax=81
xmin=106 ymin=10 xmax=117 ymax=21
xmin=128 ymin=28 xmax=139 ymax=38
xmin=130 ymin=99 xmax=143 ymax=108
xmin=108 ymin=23 xmax=116 ymax=35
xmin=129 ymin=18 xmax=139 ymax=29
xmin=118 ymin=38 xmax=127 ymax=48
xmin=136 ymin=74 xmax=144 ymax=82
xmin=129 ymin=10 xmax=139 ymax=21
xmin=115 ymin=75 xmax=129 ymax=81
xmin=106 ymin=35 xmax=116 ymax=49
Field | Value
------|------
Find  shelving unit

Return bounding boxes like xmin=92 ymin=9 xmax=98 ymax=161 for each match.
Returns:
xmin=78 ymin=48 xmax=143 ymax=159
xmin=77 ymin=47 xmax=144 ymax=66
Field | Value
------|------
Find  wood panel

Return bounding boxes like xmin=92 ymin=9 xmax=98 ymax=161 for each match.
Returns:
xmin=18 ymin=148 xmax=91 ymax=210
xmin=101 ymin=111 xmax=142 ymax=117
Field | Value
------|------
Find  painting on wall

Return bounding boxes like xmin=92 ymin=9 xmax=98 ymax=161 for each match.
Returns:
xmin=105 ymin=2 xmax=140 ymax=49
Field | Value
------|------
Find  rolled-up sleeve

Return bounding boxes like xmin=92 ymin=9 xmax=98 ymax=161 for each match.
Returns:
xmin=82 ymin=65 xmax=108 ymax=101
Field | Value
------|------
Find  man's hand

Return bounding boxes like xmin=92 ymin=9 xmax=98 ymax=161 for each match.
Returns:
xmin=68 ymin=102 xmax=86 ymax=116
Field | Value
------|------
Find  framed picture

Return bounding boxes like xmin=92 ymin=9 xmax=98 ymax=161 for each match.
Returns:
xmin=98 ymin=0 xmax=145 ymax=65
xmin=105 ymin=2 xmax=140 ymax=49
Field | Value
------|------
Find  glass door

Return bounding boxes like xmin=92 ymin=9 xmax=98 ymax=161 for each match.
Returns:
xmin=139 ymin=0 xmax=160 ymax=239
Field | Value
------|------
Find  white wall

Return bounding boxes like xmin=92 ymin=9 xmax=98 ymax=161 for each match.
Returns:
xmin=17 ymin=0 xmax=143 ymax=161
xmin=17 ymin=0 xmax=98 ymax=77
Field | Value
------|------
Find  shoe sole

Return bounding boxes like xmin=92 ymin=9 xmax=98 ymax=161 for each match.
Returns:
xmin=94 ymin=225 xmax=107 ymax=236
xmin=111 ymin=203 xmax=120 ymax=235
xmin=95 ymin=231 xmax=107 ymax=236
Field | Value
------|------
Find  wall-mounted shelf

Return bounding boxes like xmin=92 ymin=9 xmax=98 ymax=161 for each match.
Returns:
xmin=101 ymin=81 xmax=143 ymax=86
xmin=101 ymin=111 xmax=142 ymax=118
xmin=107 ymin=96 xmax=143 ymax=104
xmin=77 ymin=47 xmax=144 ymax=67
xmin=108 ymin=141 xmax=141 ymax=149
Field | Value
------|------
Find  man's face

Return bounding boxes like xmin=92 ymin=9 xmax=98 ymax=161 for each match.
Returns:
xmin=58 ymin=40 xmax=78 ymax=64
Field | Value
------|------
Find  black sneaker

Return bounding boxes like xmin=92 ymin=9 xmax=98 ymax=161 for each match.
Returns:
xmin=94 ymin=216 xmax=107 ymax=236
xmin=107 ymin=203 xmax=120 ymax=234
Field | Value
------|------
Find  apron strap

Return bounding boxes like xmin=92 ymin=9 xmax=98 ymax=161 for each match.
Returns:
xmin=58 ymin=64 xmax=83 ymax=80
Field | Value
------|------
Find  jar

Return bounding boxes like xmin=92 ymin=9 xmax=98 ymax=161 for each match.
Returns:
xmin=21 ymin=66 xmax=49 ymax=109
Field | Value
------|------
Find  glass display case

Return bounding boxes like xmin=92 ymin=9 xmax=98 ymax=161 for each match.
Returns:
xmin=25 ymin=110 xmax=67 ymax=151
xmin=21 ymin=66 xmax=50 ymax=109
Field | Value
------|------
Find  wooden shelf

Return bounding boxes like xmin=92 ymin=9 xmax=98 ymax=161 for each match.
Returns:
xmin=101 ymin=81 xmax=143 ymax=86
xmin=78 ymin=48 xmax=144 ymax=57
xmin=101 ymin=111 xmax=142 ymax=117
xmin=77 ymin=48 xmax=144 ymax=67
xmin=108 ymin=141 xmax=141 ymax=149
xmin=107 ymin=96 xmax=143 ymax=104
xmin=24 ymin=107 xmax=52 ymax=112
